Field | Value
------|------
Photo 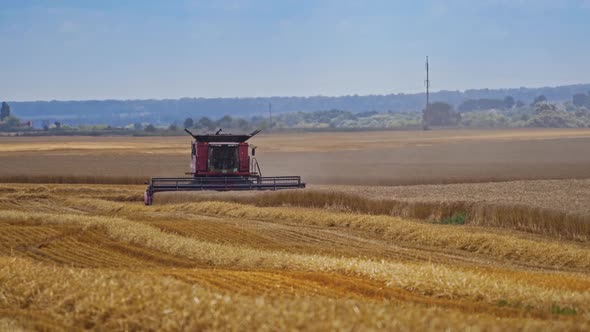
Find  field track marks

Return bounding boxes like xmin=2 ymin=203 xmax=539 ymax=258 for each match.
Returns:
xmin=0 ymin=225 xmax=62 ymax=252
xmin=0 ymin=194 xmax=89 ymax=216
xmin=1 ymin=224 xmax=200 ymax=268
xmin=149 ymin=213 xmax=590 ymax=275
xmin=147 ymin=215 xmax=590 ymax=295
xmin=150 ymin=217 xmax=458 ymax=266
xmin=159 ymin=268 xmax=555 ymax=319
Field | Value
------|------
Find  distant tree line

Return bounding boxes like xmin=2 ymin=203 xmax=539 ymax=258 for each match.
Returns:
xmin=423 ymin=102 xmax=461 ymax=128
xmin=7 ymin=90 xmax=590 ymax=135
xmin=6 ymin=83 xmax=590 ymax=128
xmin=572 ymin=91 xmax=590 ymax=108
xmin=0 ymin=102 xmax=10 ymax=121
xmin=457 ymin=96 xmax=520 ymax=112
xmin=421 ymin=94 xmax=560 ymax=129
xmin=0 ymin=102 xmax=32 ymax=131
xmin=150 ymin=110 xmax=424 ymax=132
xmin=180 ymin=115 xmax=252 ymax=131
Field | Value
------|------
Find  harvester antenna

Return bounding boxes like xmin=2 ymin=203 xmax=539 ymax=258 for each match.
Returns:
xmin=215 ymin=128 xmax=223 ymax=135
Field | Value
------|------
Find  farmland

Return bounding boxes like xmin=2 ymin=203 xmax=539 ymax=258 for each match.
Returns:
xmin=3 ymin=129 xmax=590 ymax=185
xmin=1 ymin=129 xmax=590 ymax=330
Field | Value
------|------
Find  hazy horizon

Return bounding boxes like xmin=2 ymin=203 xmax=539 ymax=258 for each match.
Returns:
xmin=4 ymin=82 xmax=590 ymax=103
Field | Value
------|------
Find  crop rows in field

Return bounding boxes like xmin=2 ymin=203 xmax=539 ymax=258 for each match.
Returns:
xmin=156 ymin=181 xmax=590 ymax=241
xmin=0 ymin=224 xmax=198 ymax=269
xmin=0 ymin=183 xmax=589 ymax=330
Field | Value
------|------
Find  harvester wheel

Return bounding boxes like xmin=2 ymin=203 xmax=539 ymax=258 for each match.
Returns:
xmin=144 ymin=191 xmax=153 ymax=206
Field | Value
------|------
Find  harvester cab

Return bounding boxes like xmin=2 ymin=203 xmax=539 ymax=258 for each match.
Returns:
xmin=144 ymin=128 xmax=305 ymax=205
xmin=187 ymin=128 xmax=261 ymax=177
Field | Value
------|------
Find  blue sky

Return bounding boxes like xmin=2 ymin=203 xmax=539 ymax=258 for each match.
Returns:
xmin=1 ymin=0 xmax=589 ymax=101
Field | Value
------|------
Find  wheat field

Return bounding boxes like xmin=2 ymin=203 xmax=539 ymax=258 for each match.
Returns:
xmin=0 ymin=183 xmax=589 ymax=331
xmin=1 ymin=130 xmax=590 ymax=330
xmin=3 ymin=129 xmax=590 ymax=185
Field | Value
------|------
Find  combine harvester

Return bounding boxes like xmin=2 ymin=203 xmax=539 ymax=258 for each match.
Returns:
xmin=144 ymin=129 xmax=305 ymax=205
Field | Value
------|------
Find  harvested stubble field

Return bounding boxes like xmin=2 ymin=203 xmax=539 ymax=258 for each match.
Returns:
xmin=1 ymin=184 xmax=590 ymax=330
xmin=3 ymin=128 xmax=590 ymax=185
xmin=158 ymin=179 xmax=590 ymax=241
xmin=1 ymin=129 xmax=590 ymax=330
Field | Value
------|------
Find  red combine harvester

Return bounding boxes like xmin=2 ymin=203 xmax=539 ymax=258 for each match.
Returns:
xmin=144 ymin=128 xmax=305 ymax=205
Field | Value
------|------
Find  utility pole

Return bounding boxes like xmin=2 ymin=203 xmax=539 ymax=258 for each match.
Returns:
xmin=425 ymin=56 xmax=430 ymax=110
xmin=268 ymin=102 xmax=273 ymax=132
xmin=423 ymin=56 xmax=430 ymax=131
